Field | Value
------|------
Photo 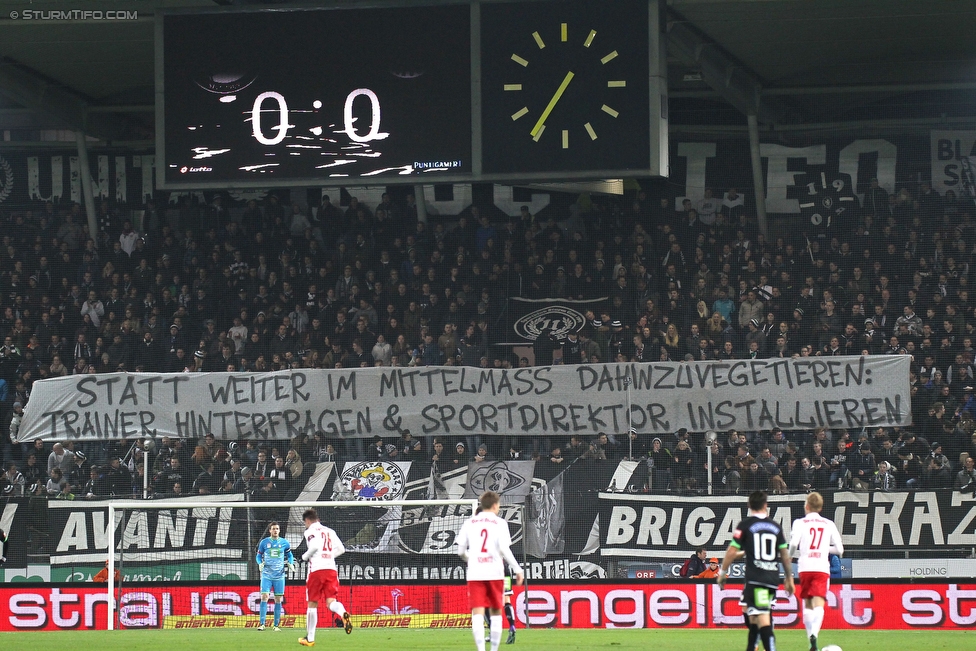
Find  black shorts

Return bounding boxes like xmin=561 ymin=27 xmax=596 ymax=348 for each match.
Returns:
xmin=738 ymin=583 xmax=774 ymax=616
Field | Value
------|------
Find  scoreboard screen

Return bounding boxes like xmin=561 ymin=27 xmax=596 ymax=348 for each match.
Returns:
xmin=158 ymin=0 xmax=665 ymax=189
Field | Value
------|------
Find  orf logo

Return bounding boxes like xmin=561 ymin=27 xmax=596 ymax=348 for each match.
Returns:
xmin=341 ymin=461 xmax=405 ymax=501
xmin=468 ymin=461 xmax=526 ymax=494
xmin=514 ymin=306 xmax=585 ymax=341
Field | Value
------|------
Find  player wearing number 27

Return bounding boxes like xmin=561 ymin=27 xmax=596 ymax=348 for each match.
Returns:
xmin=255 ymin=521 xmax=295 ymax=631
xmin=456 ymin=491 xmax=524 ymax=651
xmin=299 ymin=508 xmax=352 ymax=647
xmin=789 ymin=492 xmax=844 ymax=651
xmin=719 ymin=491 xmax=794 ymax=651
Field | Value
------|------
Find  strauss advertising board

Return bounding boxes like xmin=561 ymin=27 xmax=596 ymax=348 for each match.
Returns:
xmin=1 ymin=582 xmax=974 ymax=631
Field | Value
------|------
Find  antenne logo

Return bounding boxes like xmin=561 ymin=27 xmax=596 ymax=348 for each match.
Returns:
xmin=513 ymin=305 xmax=585 ymax=340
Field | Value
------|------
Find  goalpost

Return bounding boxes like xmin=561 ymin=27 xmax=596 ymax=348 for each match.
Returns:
xmin=105 ymin=498 xmax=478 ymax=631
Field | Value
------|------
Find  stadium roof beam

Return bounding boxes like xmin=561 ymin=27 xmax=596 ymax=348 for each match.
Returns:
xmin=0 ymin=58 xmax=134 ymax=142
xmin=666 ymin=12 xmax=794 ymax=126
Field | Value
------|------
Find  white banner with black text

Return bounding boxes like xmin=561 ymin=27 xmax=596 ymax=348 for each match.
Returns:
xmin=16 ymin=355 xmax=911 ymax=442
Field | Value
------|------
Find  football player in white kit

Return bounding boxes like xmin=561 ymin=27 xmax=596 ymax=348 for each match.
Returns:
xmin=789 ymin=492 xmax=844 ymax=651
xmin=299 ymin=508 xmax=352 ymax=646
xmin=457 ymin=491 xmax=524 ymax=651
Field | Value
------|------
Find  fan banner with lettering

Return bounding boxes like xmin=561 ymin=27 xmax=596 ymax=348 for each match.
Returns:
xmin=596 ymin=490 xmax=976 ymax=558
xmin=16 ymin=356 xmax=911 ymax=442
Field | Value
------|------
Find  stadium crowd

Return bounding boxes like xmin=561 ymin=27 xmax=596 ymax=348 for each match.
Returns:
xmin=1 ymin=182 xmax=976 ymax=498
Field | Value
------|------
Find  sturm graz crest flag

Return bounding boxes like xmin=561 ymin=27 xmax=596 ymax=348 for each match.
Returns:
xmin=506 ymin=297 xmax=608 ymax=343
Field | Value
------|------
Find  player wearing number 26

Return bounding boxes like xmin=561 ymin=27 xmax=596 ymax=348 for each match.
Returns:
xmin=298 ymin=508 xmax=352 ymax=646
xmin=719 ymin=491 xmax=794 ymax=651
xmin=789 ymin=492 xmax=844 ymax=651
xmin=456 ymin=491 xmax=524 ymax=651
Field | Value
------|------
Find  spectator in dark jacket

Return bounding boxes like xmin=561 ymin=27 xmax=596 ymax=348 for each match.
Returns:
xmin=849 ymin=443 xmax=877 ymax=489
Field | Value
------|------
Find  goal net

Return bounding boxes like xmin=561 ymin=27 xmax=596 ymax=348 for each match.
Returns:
xmin=105 ymin=498 xmax=478 ymax=630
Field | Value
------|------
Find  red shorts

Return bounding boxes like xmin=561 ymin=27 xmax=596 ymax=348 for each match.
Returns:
xmin=307 ymin=569 xmax=339 ymax=603
xmin=798 ymin=571 xmax=830 ymax=600
xmin=467 ymin=580 xmax=504 ymax=610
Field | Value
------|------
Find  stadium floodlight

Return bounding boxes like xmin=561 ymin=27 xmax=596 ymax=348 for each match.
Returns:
xmin=105 ymin=498 xmax=478 ymax=631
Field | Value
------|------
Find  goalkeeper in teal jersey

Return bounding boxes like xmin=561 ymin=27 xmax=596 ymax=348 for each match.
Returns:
xmin=255 ymin=521 xmax=295 ymax=631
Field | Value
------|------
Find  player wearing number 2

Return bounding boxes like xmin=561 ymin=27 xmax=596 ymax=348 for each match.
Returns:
xmin=789 ymin=492 xmax=844 ymax=651
xmin=457 ymin=491 xmax=524 ymax=651
xmin=719 ymin=491 xmax=794 ymax=651
xmin=299 ymin=508 xmax=352 ymax=646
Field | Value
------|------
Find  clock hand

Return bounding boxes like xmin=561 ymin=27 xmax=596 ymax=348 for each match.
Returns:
xmin=530 ymin=71 xmax=574 ymax=138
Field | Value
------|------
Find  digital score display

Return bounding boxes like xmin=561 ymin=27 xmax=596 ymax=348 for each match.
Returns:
xmin=162 ymin=6 xmax=472 ymax=186
xmin=158 ymin=0 xmax=664 ymax=189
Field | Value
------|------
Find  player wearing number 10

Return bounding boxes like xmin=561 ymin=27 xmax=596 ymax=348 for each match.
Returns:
xmin=255 ymin=521 xmax=295 ymax=631
xmin=457 ymin=491 xmax=524 ymax=651
xmin=789 ymin=492 xmax=844 ymax=651
xmin=719 ymin=491 xmax=795 ymax=651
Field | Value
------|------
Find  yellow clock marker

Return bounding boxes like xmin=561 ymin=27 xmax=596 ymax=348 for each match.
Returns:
xmin=601 ymin=104 xmax=619 ymax=118
xmin=584 ymin=30 xmax=596 ymax=47
xmin=601 ymin=50 xmax=618 ymax=64
xmin=561 ymin=23 xmax=568 ymax=42
xmin=608 ymin=80 xmax=626 ymax=88
xmin=530 ymin=71 xmax=575 ymax=138
xmin=532 ymin=125 xmax=546 ymax=142
xmin=511 ymin=107 xmax=529 ymax=120
xmin=562 ymin=130 xmax=569 ymax=149
xmin=584 ymin=122 xmax=597 ymax=140
xmin=532 ymin=31 xmax=546 ymax=49
xmin=511 ymin=54 xmax=529 ymax=67
xmin=504 ymin=84 xmax=523 ymax=91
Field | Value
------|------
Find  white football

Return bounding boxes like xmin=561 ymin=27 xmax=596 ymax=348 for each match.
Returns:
xmin=822 ymin=645 xmax=842 ymax=651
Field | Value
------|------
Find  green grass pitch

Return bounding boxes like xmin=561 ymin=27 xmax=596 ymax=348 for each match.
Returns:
xmin=5 ymin=628 xmax=974 ymax=651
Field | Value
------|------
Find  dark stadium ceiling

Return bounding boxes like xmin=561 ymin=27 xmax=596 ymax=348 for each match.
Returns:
xmin=0 ymin=0 xmax=974 ymax=143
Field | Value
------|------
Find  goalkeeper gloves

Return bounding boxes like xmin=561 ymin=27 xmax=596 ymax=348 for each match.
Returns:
xmin=258 ymin=562 xmax=265 ymax=573
xmin=288 ymin=562 xmax=295 ymax=572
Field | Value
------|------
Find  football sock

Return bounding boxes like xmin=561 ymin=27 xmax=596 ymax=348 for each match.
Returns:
xmin=472 ymin=614 xmax=486 ymax=651
xmin=810 ymin=606 xmax=824 ymax=637
xmin=329 ymin=600 xmax=348 ymax=617
xmin=802 ymin=608 xmax=812 ymax=638
xmin=746 ymin=622 xmax=759 ymax=651
xmin=306 ymin=607 xmax=318 ymax=642
xmin=259 ymin=600 xmax=267 ymax=625
xmin=489 ymin=615 xmax=503 ymax=651
xmin=504 ymin=603 xmax=516 ymax=629
xmin=759 ymin=625 xmax=775 ymax=651
xmin=273 ymin=601 xmax=282 ymax=626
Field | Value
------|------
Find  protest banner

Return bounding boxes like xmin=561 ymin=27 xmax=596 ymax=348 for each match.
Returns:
xmin=16 ymin=356 xmax=911 ymax=442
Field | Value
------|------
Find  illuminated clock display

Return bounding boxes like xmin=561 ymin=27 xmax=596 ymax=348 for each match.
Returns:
xmin=481 ymin=0 xmax=651 ymax=176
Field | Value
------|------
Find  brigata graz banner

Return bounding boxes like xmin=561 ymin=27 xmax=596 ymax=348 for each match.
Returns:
xmin=3 ymin=582 xmax=974 ymax=630
xmin=597 ymin=490 xmax=976 ymax=558
xmin=16 ymin=355 xmax=911 ymax=441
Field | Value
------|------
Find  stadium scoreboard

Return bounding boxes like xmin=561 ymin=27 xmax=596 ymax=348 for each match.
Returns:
xmin=158 ymin=0 xmax=667 ymax=189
